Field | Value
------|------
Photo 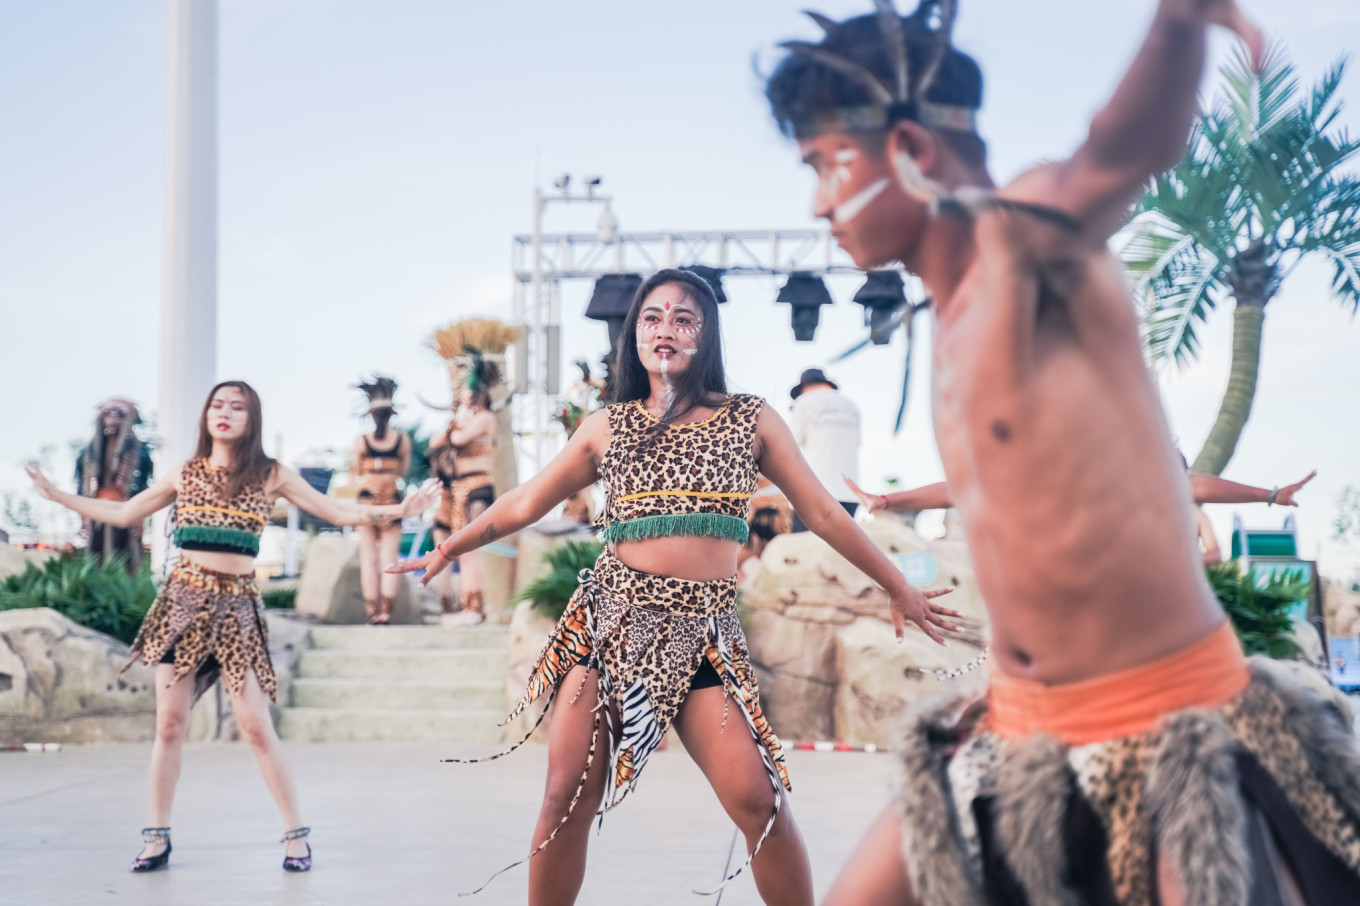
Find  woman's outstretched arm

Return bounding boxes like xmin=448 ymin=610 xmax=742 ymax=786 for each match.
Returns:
xmin=389 ymin=408 xmax=607 ymax=586
xmin=272 ymin=465 xmax=436 ymax=526
xmin=754 ymin=407 xmax=958 ymax=644
xmin=27 ymin=462 xmax=180 ymax=528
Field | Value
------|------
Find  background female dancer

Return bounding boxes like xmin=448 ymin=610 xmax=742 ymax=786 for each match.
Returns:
xmin=393 ymin=269 xmax=957 ymax=905
xmin=352 ymin=375 xmax=411 ymax=624
xmin=426 ymin=359 xmax=498 ymax=626
xmin=765 ymin=2 xmax=1360 ymax=903
xmin=27 ymin=380 xmax=432 ymax=873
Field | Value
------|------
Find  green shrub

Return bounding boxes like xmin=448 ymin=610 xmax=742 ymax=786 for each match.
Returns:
xmin=1206 ymin=561 xmax=1306 ymax=660
xmin=0 ymin=552 xmax=155 ymax=645
xmin=514 ymin=539 xmax=603 ymax=621
xmin=262 ymin=586 xmax=297 ymax=610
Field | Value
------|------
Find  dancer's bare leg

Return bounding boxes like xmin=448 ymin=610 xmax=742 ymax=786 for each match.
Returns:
xmin=140 ymin=663 xmax=194 ymax=858
xmin=356 ymin=524 xmax=380 ymax=603
xmin=461 ymin=500 xmax=488 ymax=603
xmin=674 ymin=685 xmax=813 ymax=906
xmin=527 ymin=665 xmax=614 ymax=906
xmin=229 ymin=669 xmax=307 ymax=858
xmin=378 ymin=524 xmax=403 ymax=599
xmin=822 ymin=806 xmax=915 ymax=906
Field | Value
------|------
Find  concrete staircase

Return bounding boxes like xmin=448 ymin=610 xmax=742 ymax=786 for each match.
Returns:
xmin=276 ymin=624 xmax=508 ymax=743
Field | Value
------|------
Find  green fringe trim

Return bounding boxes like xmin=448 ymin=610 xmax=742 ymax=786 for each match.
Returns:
xmin=601 ymin=513 xmax=749 ymax=545
xmin=174 ymin=524 xmax=261 ymax=556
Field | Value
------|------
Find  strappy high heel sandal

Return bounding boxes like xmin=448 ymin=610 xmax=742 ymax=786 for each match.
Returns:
xmin=130 ymin=827 xmax=172 ymax=872
xmin=281 ymin=826 xmax=312 ymax=872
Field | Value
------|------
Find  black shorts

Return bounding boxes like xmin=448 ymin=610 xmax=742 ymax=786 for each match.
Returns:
xmin=158 ymin=645 xmax=221 ymax=673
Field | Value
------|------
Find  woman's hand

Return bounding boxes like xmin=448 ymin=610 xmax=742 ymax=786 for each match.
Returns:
xmin=25 ymin=463 xmax=60 ymax=501
xmin=844 ymin=476 xmax=889 ymax=514
xmin=400 ymin=480 xmax=441 ymax=519
xmin=889 ymin=584 xmax=960 ymax=645
xmin=386 ymin=547 xmax=452 ymax=587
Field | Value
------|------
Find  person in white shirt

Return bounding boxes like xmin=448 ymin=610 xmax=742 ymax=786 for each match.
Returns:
xmin=789 ymin=368 xmax=861 ymax=532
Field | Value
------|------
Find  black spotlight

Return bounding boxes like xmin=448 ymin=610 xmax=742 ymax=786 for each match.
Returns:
xmin=852 ymin=270 xmax=908 ymax=345
xmin=585 ymin=273 xmax=644 ymax=347
xmin=776 ymin=272 xmax=833 ymax=342
xmin=680 ymin=264 xmax=727 ymax=304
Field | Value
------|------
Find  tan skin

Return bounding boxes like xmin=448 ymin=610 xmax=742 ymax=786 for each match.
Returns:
xmin=352 ymin=407 xmax=412 ymax=608
xmin=446 ymin=388 xmax=497 ymax=612
xmin=391 ymin=283 xmax=956 ymax=906
xmin=788 ymin=3 xmax=1271 ymax=904
xmin=28 ymin=386 xmax=434 ymax=862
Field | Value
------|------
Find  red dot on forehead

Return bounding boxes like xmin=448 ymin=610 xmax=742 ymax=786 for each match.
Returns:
xmin=664 ymin=301 xmax=670 ymax=310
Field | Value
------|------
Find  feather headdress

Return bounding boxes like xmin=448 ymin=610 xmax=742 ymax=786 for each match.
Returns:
xmin=779 ymin=0 xmax=973 ymax=138
xmin=355 ymin=374 xmax=398 ymax=413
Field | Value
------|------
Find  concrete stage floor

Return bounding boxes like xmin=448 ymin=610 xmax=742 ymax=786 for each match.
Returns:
xmin=0 ymin=741 xmax=897 ymax=905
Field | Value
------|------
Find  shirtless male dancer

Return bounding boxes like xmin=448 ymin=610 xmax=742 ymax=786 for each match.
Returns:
xmin=765 ymin=2 xmax=1360 ymax=904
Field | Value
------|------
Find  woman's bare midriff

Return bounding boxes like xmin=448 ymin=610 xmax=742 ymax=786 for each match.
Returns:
xmin=455 ymin=454 xmax=493 ymax=477
xmin=610 ymin=536 xmax=739 ymax=583
xmin=181 ymin=549 xmax=257 ymax=577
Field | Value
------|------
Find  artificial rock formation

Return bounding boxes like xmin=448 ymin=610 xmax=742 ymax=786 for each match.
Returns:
xmin=0 ymin=607 xmax=155 ymax=743
xmin=0 ymin=607 xmax=314 ymax=744
xmin=741 ymin=517 xmax=990 ymax=747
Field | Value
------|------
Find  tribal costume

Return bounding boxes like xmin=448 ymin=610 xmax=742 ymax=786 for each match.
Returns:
xmin=355 ymin=434 xmax=406 ymax=530
xmin=124 ymin=458 xmax=276 ymax=703
xmin=75 ymin=398 xmax=153 ymax=571
xmin=459 ymin=393 xmax=789 ymax=892
xmin=895 ymin=624 xmax=1360 ymax=905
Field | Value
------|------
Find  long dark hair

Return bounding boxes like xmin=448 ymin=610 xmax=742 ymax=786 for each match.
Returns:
xmin=612 ymin=268 xmax=727 ymax=431
xmin=193 ymin=380 xmax=276 ymax=499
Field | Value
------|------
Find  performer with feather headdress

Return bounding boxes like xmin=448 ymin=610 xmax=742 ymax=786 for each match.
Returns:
xmin=766 ymin=2 xmax=1359 ymax=904
xmin=351 ymin=375 xmax=410 ymax=624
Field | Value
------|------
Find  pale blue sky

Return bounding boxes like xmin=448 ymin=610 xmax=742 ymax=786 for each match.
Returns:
xmin=2 ymin=1 xmax=1359 ymax=575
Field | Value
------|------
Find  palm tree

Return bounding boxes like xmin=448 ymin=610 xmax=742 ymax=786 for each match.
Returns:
xmin=1124 ymin=45 xmax=1360 ymax=475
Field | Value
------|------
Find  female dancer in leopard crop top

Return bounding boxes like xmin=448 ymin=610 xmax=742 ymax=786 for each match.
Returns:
xmin=28 ymin=380 xmax=433 ymax=876
xmin=394 ymin=269 xmax=959 ymax=904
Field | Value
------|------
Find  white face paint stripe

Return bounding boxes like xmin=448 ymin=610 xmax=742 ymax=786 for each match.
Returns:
xmin=834 ymin=177 xmax=889 ymax=224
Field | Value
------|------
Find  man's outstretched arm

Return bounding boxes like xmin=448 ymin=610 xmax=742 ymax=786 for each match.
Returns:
xmin=1011 ymin=0 xmax=1263 ymax=240
xmin=846 ymin=477 xmax=953 ymax=514
xmin=1191 ymin=470 xmax=1316 ymax=507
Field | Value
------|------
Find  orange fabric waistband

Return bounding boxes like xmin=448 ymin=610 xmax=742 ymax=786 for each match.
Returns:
xmin=987 ymin=621 xmax=1249 ymax=746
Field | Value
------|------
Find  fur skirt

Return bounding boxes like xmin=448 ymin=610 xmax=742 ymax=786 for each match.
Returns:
xmin=897 ymin=659 xmax=1360 ymax=905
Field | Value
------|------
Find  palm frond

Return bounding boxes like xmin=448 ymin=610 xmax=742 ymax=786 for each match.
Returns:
xmin=1142 ymin=255 xmax=1223 ymax=367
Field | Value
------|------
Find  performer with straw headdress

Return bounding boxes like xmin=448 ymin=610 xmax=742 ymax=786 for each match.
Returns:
xmin=426 ymin=319 xmax=520 ymax=625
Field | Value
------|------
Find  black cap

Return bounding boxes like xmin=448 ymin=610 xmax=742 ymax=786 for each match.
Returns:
xmin=791 ymin=368 xmax=837 ymax=399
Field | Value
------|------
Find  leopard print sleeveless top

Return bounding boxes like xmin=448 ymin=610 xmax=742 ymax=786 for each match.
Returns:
xmin=173 ymin=458 xmax=273 ymax=557
xmin=597 ymin=393 xmax=763 ymax=544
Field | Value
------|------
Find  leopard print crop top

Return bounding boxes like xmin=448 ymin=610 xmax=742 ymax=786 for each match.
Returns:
xmin=596 ymin=393 xmax=763 ymax=544
xmin=173 ymin=458 xmax=273 ymax=557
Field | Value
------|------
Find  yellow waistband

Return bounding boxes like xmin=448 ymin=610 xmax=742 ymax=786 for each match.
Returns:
xmin=612 ymin=489 xmax=752 ymax=504
xmin=179 ymin=505 xmax=268 ymax=524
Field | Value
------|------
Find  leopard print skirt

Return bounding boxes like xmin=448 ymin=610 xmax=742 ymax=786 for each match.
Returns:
xmin=895 ymin=660 xmax=1360 ymax=905
xmin=454 ymin=550 xmax=789 ymax=895
xmin=124 ymin=558 xmax=277 ymax=704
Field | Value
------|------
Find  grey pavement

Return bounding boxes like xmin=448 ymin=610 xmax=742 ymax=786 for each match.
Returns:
xmin=0 ymin=741 xmax=897 ymax=906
